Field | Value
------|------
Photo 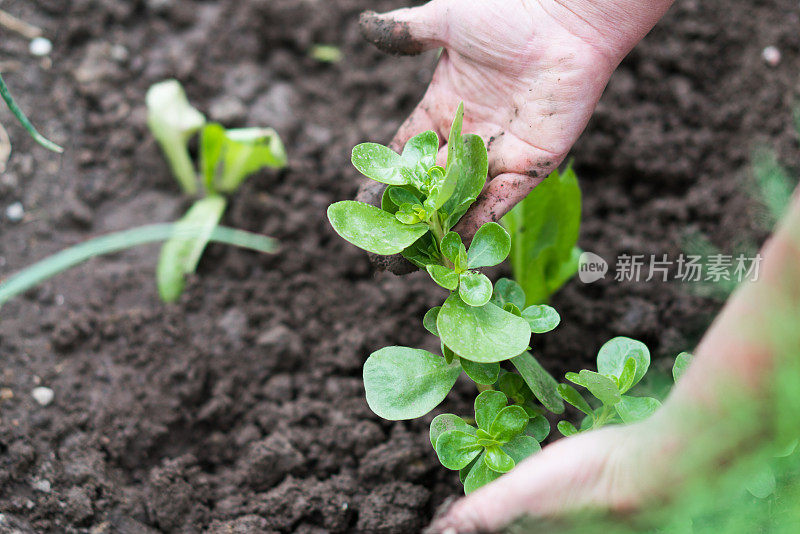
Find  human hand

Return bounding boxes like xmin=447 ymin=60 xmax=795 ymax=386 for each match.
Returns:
xmin=357 ymin=0 xmax=672 ymax=273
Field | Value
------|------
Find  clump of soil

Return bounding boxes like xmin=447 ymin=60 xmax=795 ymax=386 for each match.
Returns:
xmin=0 ymin=0 xmax=798 ymax=532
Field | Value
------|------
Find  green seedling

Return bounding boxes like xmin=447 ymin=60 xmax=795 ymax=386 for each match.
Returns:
xmin=328 ymin=104 xmax=568 ymax=492
xmin=146 ymin=79 xmax=287 ymax=301
xmin=556 ymin=340 xmax=693 ymax=436
xmin=503 ymin=164 xmax=581 ymax=305
xmin=0 ymin=73 xmax=63 ymax=153
xmin=431 ymin=390 xmax=547 ymax=493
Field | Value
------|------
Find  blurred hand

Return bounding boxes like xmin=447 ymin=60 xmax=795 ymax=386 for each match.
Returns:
xmin=357 ymin=0 xmax=672 ymax=273
xmin=425 ymin=423 xmax=664 ymax=533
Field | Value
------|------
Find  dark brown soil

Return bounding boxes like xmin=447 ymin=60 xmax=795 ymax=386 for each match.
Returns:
xmin=0 ymin=0 xmax=798 ymax=532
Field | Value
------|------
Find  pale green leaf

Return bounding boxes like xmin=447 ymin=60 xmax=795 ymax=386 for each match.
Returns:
xmin=490 ymin=278 xmax=526 ymax=309
xmin=430 ymin=414 xmax=476 ymax=449
xmin=460 ymin=359 xmax=500 ymax=386
xmin=597 ymin=337 xmax=650 ymax=389
xmin=363 ymin=346 xmax=461 ymax=420
xmin=484 ymin=446 xmax=515 ymax=473
xmin=474 ymin=390 xmax=507 ymax=432
xmin=522 ymin=305 xmax=561 ymax=334
xmin=458 ymin=272 xmax=493 ymax=307
xmin=427 ymin=265 xmax=460 ymax=291
xmin=673 ymin=351 xmax=693 ymax=382
xmin=615 ymin=395 xmax=661 ymax=424
xmin=468 ymin=223 xmax=511 ymax=268
xmin=435 ymin=430 xmax=482 ymax=470
xmin=352 ymin=143 xmax=407 ymax=185
xmin=327 ymin=201 xmax=428 ymax=255
xmin=511 ymin=352 xmax=564 ymax=414
xmin=463 ymin=453 xmax=502 ymax=494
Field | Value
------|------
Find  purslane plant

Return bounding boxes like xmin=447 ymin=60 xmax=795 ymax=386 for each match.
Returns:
xmin=146 ymin=80 xmax=287 ymax=301
xmin=328 ymin=104 xmax=686 ymax=493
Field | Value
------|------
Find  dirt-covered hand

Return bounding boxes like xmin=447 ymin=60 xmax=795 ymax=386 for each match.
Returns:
xmin=357 ymin=0 xmax=672 ymax=273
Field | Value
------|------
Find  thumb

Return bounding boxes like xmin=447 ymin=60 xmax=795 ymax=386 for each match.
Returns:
xmin=359 ymin=1 xmax=445 ymax=56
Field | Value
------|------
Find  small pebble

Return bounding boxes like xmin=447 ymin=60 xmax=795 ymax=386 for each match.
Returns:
xmin=29 ymin=37 xmax=53 ymax=57
xmin=32 ymin=479 xmax=51 ymax=493
xmin=762 ymin=46 xmax=781 ymax=67
xmin=31 ymin=386 xmax=54 ymax=406
xmin=6 ymin=202 xmax=24 ymax=222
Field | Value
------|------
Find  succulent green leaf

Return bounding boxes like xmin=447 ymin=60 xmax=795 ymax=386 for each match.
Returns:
xmin=446 ymin=102 xmax=464 ymax=171
xmin=458 ymin=272 xmax=493 ymax=307
xmin=438 ymin=294 xmax=531 ymax=363
xmin=489 ymin=405 xmax=529 ymax=442
xmin=433 ymin=161 xmax=460 ymax=210
xmin=442 ymin=135 xmax=488 ymax=231
xmin=199 ymin=123 xmax=225 ymax=193
xmin=442 ymin=343 xmax=456 ymax=365
xmin=673 ymin=351 xmax=693 ymax=382
xmin=440 ymin=232 xmax=464 ymax=265
xmin=569 ymin=370 xmax=621 ymax=407
xmin=463 ymin=453 xmax=502 ymax=494
xmin=746 ymin=466 xmax=778 ymax=499
xmin=401 ymin=233 xmax=439 ymax=269
xmin=157 ymin=196 xmax=227 ymax=302
xmin=401 ymin=131 xmax=438 ymax=170
xmin=430 ymin=414 xmax=475 ymax=449
xmin=435 ymin=430 xmax=483 ymax=470
xmin=427 ymin=265 xmax=460 ymax=291
xmin=557 ymin=421 xmax=578 ymax=437
xmin=557 ymin=383 xmax=593 ymax=416
xmin=146 ymin=79 xmax=207 ymax=194
xmin=615 ymin=395 xmax=661 ymax=424
xmin=459 ymin=456 xmax=480 ymax=484
xmin=211 ymin=127 xmax=288 ymax=192
xmin=475 ymin=390 xmax=508 ymax=432
xmin=490 ymin=278 xmax=527 ymax=309
xmin=597 ymin=337 xmax=650 ymax=389
xmin=467 ymin=223 xmax=511 ymax=268
xmin=525 ymin=414 xmax=550 ymax=442
xmin=504 ymin=303 xmax=522 ymax=316
xmin=522 ymin=305 xmax=561 ymax=334
xmin=502 ymin=435 xmax=541 ymax=464
xmin=496 ymin=372 xmax=527 ymax=403
xmin=423 ymin=306 xmax=441 ymax=336
xmin=460 ymin=359 xmax=500 ymax=386
xmin=352 ymin=143 xmax=408 ymax=185
xmin=363 ymin=346 xmax=461 ymax=420
xmin=617 ymin=357 xmax=637 ymax=394
xmin=327 ymin=201 xmax=428 ymax=255
xmin=502 ymin=166 xmax=581 ymax=305
xmin=510 ymin=352 xmax=564 ymax=414
xmin=388 ymin=187 xmax=422 ymax=207
xmin=484 ymin=446 xmax=515 ymax=473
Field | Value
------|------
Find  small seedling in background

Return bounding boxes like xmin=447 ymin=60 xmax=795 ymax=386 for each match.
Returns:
xmin=556 ymin=342 xmax=692 ymax=436
xmin=309 ymin=44 xmax=343 ymax=64
xmin=146 ymin=79 xmax=287 ymax=302
xmin=503 ymin=164 xmax=581 ymax=305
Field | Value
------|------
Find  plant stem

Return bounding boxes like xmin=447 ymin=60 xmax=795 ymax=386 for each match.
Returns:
xmin=0 ymin=73 xmax=63 ymax=153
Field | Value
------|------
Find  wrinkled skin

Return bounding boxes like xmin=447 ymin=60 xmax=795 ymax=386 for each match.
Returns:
xmin=356 ymin=0 xmax=672 ymax=273
xmin=352 ymin=1 xmax=800 ymax=533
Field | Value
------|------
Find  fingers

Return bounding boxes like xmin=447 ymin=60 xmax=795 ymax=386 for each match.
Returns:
xmin=389 ymin=102 xmax=439 ymax=152
xmin=453 ymin=171 xmax=547 ymax=243
xmin=359 ymin=2 xmax=445 ymax=56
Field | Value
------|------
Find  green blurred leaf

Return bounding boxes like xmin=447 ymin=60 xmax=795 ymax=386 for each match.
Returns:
xmin=211 ymin=126 xmax=287 ymax=192
xmin=569 ymin=370 xmax=621 ymax=407
xmin=460 ymin=359 xmax=500 ymax=386
xmin=146 ymin=79 xmax=207 ymax=194
xmin=673 ymin=351 xmax=693 ymax=382
xmin=503 ymin=435 xmax=541 ymax=464
xmin=352 ymin=143 xmax=408 ymax=185
xmin=522 ymin=305 xmax=561 ymax=334
xmin=363 ymin=346 xmax=460 ymax=420
xmin=157 ymin=196 xmax=226 ymax=302
xmin=557 ymin=420 xmax=578 ymax=437
xmin=463 ymin=453 xmax=502 ymax=494
xmin=617 ymin=357 xmax=637 ymax=394
xmin=557 ymin=383 xmax=593 ymax=415
xmin=327 ymin=201 xmax=428 ymax=255
xmin=511 ymin=352 xmax=564 ymax=414
xmin=597 ymin=337 xmax=650 ymax=389
xmin=427 ymin=264 xmax=460 ymax=291
xmin=615 ymin=395 xmax=661 ymax=424
xmin=525 ymin=414 xmax=550 ymax=442
xmin=438 ymin=294 xmax=531 ymax=363
xmin=435 ymin=430 xmax=483 ymax=470
xmin=468 ymin=223 xmax=511 ymax=268
xmin=503 ymin=166 xmax=581 ymax=305
xmin=459 ymin=272 xmax=493 ymax=307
